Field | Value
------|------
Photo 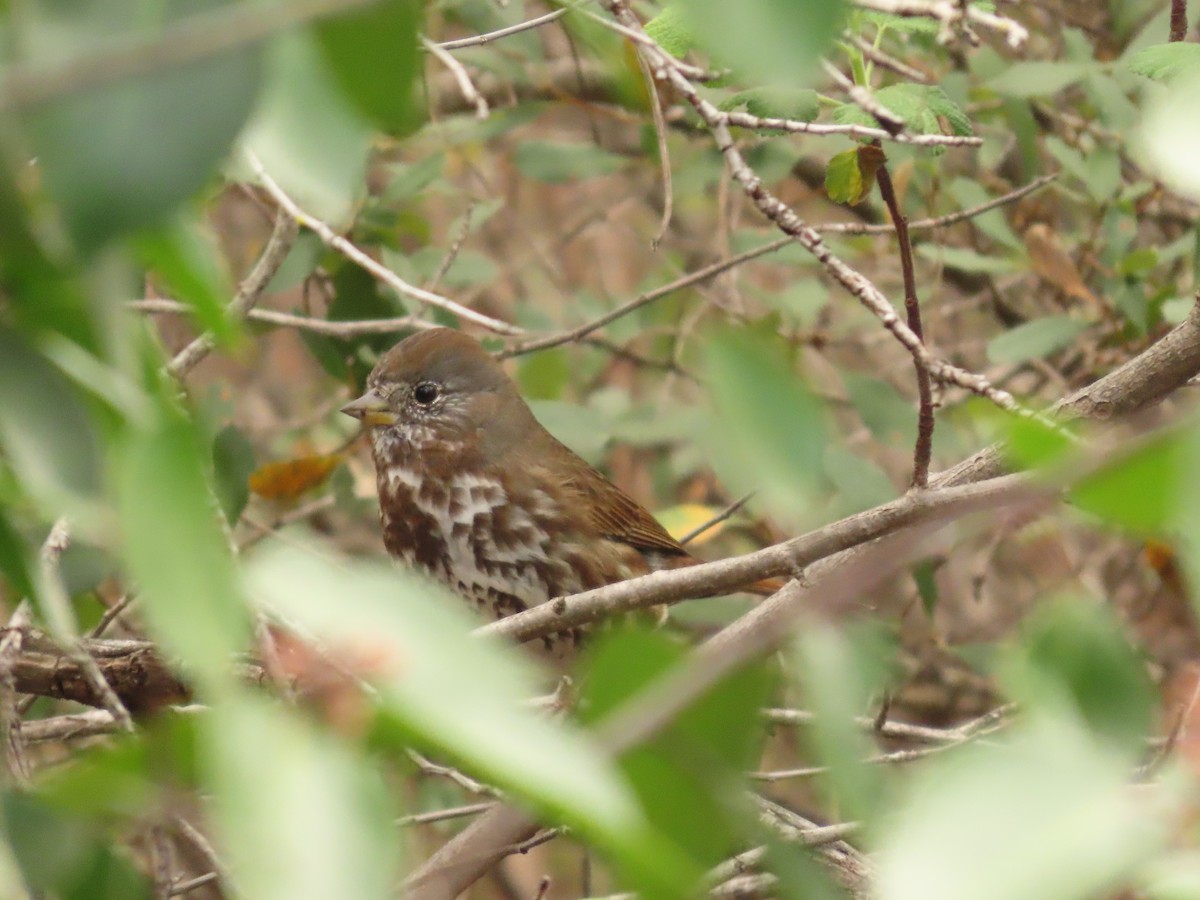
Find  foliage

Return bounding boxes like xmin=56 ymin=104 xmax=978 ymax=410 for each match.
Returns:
xmin=0 ymin=0 xmax=1198 ymax=898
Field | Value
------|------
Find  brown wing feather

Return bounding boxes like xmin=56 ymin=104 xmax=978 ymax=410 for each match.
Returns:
xmin=573 ymin=463 xmax=688 ymax=557
xmin=538 ymin=433 xmax=687 ymax=558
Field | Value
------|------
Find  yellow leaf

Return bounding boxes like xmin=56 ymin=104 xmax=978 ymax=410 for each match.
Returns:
xmin=249 ymin=454 xmax=342 ymax=501
xmin=657 ymin=503 xmax=727 ymax=546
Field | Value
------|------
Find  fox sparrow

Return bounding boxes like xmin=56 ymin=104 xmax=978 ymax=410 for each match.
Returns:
xmin=342 ymin=328 xmax=774 ymax=659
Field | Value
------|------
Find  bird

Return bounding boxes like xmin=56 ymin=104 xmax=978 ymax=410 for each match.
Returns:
xmin=342 ymin=327 xmax=778 ymax=660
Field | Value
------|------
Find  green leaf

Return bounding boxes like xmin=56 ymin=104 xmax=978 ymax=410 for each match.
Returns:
xmin=825 ymin=149 xmax=865 ymax=204
xmin=912 ymin=558 xmax=939 ymax=617
xmin=1137 ymin=69 xmax=1200 ymax=203
xmin=678 ymin=0 xmax=845 ymax=86
xmin=314 ymin=0 xmax=422 ymax=132
xmin=0 ymin=329 xmax=103 ymax=509
xmin=382 ymin=153 xmax=446 ymax=203
xmin=986 ymin=316 xmax=1089 ymax=365
xmin=985 ymin=61 xmax=1092 ymax=97
xmin=3 ymin=792 xmax=150 ymax=899
xmin=241 ymin=31 xmax=374 ymax=227
xmin=118 ymin=410 xmax=251 ymax=689
xmin=702 ymin=328 xmax=829 ymax=528
xmin=875 ymin=717 xmax=1173 ymax=900
xmin=212 ymin=425 xmax=256 ymax=525
xmin=858 ymin=10 xmax=941 ymax=34
xmin=832 ymin=84 xmax=972 ymax=136
xmin=243 ymin=542 xmax=665 ymax=882
xmin=1003 ymin=415 xmax=1076 ymax=470
xmin=792 ymin=623 xmax=892 ymax=822
xmin=722 ymin=87 xmax=821 ymax=122
xmin=1070 ymin=432 xmax=1180 ymax=536
xmin=207 ymin=694 xmax=398 ymax=900
xmin=513 ymin=140 xmax=629 ymax=183
xmin=948 ymin=178 xmax=1022 ymax=250
xmin=918 ymin=245 xmax=1019 ymax=275
xmin=580 ymin=630 xmax=771 ymax=878
xmin=876 ymin=84 xmax=973 ymax=136
xmin=645 ymin=6 xmax=696 ymax=58
xmin=23 ymin=0 xmax=263 ymax=253
xmin=0 ymin=511 xmax=36 ymax=600
xmin=1001 ymin=599 xmax=1153 ymax=755
xmin=1127 ymin=42 xmax=1200 ymax=82
xmin=134 ymin=215 xmax=236 ymax=347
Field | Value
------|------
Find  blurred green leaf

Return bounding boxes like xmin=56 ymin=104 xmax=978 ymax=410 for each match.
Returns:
xmin=1127 ymin=42 xmax=1200 ymax=82
xmin=382 ymin=153 xmax=446 ymax=203
xmin=678 ymin=0 xmax=845 ymax=86
xmin=517 ymin=347 xmax=571 ymax=400
xmin=947 ymin=177 xmax=1022 ymax=250
xmin=314 ymin=0 xmax=421 ymax=132
xmin=1137 ymin=69 xmax=1200 ymax=203
xmin=912 ymin=558 xmax=939 ymax=617
xmin=1001 ymin=598 xmax=1154 ymax=755
xmin=1003 ymin=415 xmax=1076 ymax=470
xmin=3 ymin=792 xmax=150 ymax=899
xmin=244 ymin=542 xmax=669 ymax=885
xmin=986 ymin=316 xmax=1089 ymax=365
xmin=118 ymin=410 xmax=251 ymax=688
xmin=875 ymin=716 xmax=1173 ymax=900
xmin=241 ymin=31 xmax=374 ymax=226
xmin=207 ymin=694 xmax=398 ymax=900
xmin=23 ymin=0 xmax=263 ymax=253
xmin=702 ymin=328 xmax=828 ymax=527
xmin=212 ymin=425 xmax=256 ymax=525
xmin=134 ymin=215 xmax=235 ymax=346
xmin=917 ymin=245 xmax=1019 ymax=275
xmin=513 ymin=141 xmax=629 ymax=183
xmin=792 ymin=623 xmax=892 ymax=823
xmin=580 ymin=628 xmax=771 ymax=883
xmin=823 ymin=446 xmax=895 ymax=514
xmin=1070 ymin=431 xmax=1179 ymax=535
xmin=0 ymin=329 xmax=103 ymax=510
xmin=985 ymin=61 xmax=1092 ymax=97
xmin=0 ymin=510 xmax=36 ymax=601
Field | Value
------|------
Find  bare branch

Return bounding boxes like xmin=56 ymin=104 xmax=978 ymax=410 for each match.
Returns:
xmin=168 ymin=210 xmax=298 ymax=378
xmin=245 ymin=150 xmax=521 ymax=336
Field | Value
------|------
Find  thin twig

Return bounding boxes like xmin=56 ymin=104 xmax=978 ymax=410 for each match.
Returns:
xmin=847 ymin=33 xmax=928 ymax=82
xmin=609 ymin=9 xmax=1056 ymax=427
xmin=677 ymin=493 xmax=756 ymax=546
xmin=1170 ymin=0 xmax=1188 ymax=41
xmin=875 ymin=154 xmax=934 ymax=487
xmin=433 ymin=9 xmax=568 ymax=50
xmin=0 ymin=603 xmax=32 ymax=783
xmin=35 ymin=519 xmax=134 ymax=732
xmin=422 ymin=37 xmax=489 ymax=119
xmin=168 ymin=210 xmax=298 ymax=378
xmin=399 ymin=802 xmax=496 ymax=827
xmin=245 ymin=150 xmax=521 ymax=336
xmin=168 ymin=872 xmax=219 ymax=897
xmin=822 ymin=60 xmax=906 ymax=134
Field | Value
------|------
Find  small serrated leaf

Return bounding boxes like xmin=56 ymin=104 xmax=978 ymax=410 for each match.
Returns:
xmin=645 ymin=6 xmax=695 ymax=58
xmin=825 ymin=146 xmax=883 ymax=205
xmin=724 ymin=87 xmax=820 ymax=122
xmin=1127 ymin=43 xmax=1200 ymax=82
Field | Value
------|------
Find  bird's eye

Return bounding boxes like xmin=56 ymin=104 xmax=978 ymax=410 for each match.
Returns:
xmin=413 ymin=381 xmax=440 ymax=406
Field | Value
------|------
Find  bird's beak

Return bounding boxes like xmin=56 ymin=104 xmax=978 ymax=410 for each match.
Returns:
xmin=341 ymin=389 xmax=397 ymax=426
